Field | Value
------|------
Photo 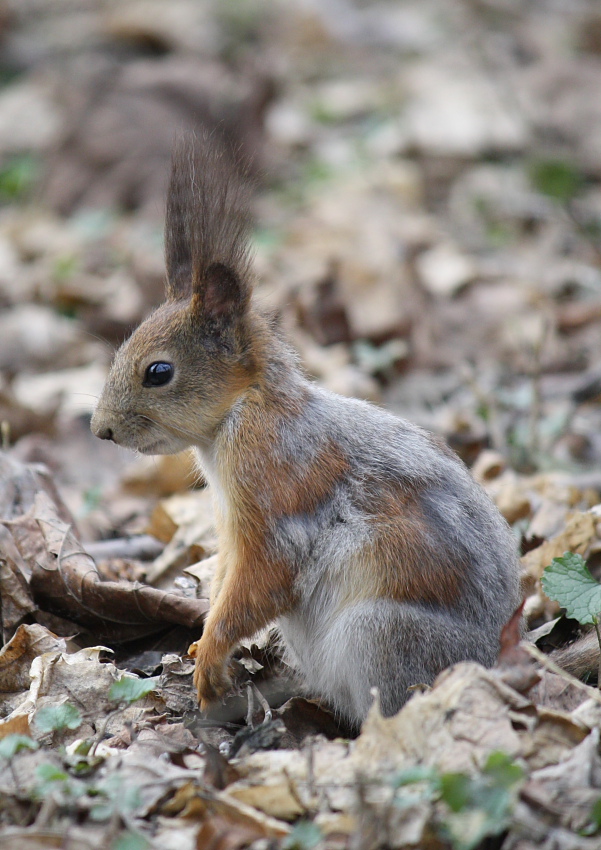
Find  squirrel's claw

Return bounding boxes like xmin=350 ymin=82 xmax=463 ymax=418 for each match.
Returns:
xmin=193 ymin=650 xmax=231 ymax=709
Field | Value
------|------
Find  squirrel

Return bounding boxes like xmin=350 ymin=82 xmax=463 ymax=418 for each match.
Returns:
xmin=91 ymin=136 xmax=522 ymax=726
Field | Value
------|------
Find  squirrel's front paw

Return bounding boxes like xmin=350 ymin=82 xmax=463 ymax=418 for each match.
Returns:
xmin=190 ymin=641 xmax=231 ymax=710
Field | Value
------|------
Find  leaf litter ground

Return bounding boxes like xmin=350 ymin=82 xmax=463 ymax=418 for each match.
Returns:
xmin=2 ymin=1 xmax=601 ymax=848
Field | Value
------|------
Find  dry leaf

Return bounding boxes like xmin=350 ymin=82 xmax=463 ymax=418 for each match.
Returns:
xmin=145 ymin=489 xmax=217 ymax=586
xmin=0 ymin=623 xmax=66 ymax=694
xmin=522 ymin=510 xmax=598 ymax=583
xmin=5 ymin=489 xmax=208 ymax=641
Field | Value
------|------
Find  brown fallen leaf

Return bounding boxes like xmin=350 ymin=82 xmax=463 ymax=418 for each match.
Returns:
xmin=0 ymin=825 xmax=109 ymax=850
xmin=121 ymin=449 xmax=200 ymax=497
xmin=527 ymin=671 xmax=590 ymax=714
xmin=145 ymin=489 xmax=217 ymax=586
xmin=497 ymin=602 xmax=541 ymax=694
xmin=194 ymin=815 xmax=271 ymax=850
xmin=0 ymin=451 xmax=75 ymax=527
xmin=0 ymin=528 xmax=37 ymax=641
xmin=162 ymin=781 xmax=290 ymax=838
xmin=521 ymin=509 xmax=598 ymax=585
xmin=4 ymin=489 xmax=209 ymax=642
xmin=0 ymin=623 xmax=66 ymax=694
xmin=274 ymin=696 xmax=351 ymax=746
xmin=0 ymin=452 xmax=208 ymax=641
xmin=521 ymin=508 xmax=601 ymax=623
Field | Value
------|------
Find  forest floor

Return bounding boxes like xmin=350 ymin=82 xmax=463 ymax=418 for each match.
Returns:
xmin=3 ymin=1 xmax=601 ymax=848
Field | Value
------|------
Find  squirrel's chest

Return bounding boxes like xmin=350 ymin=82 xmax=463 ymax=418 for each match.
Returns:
xmin=193 ymin=446 xmax=229 ymax=518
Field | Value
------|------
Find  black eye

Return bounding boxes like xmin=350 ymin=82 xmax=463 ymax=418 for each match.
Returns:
xmin=143 ymin=361 xmax=173 ymax=387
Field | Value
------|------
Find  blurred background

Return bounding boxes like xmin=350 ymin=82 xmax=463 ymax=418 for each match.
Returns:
xmin=2 ymin=0 xmax=601 ymax=542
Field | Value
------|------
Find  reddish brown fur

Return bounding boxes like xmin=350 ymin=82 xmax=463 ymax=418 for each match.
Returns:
xmin=365 ymin=488 xmax=463 ymax=605
xmin=193 ymin=379 xmax=351 ymax=707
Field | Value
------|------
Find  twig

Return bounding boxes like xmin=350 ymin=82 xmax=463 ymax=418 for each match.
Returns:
xmin=252 ymin=683 xmax=272 ymax=723
xmin=306 ymin=738 xmax=315 ymax=798
xmin=283 ymin=767 xmax=308 ymax=816
xmin=83 ymin=535 xmax=164 ymax=562
xmin=90 ymin=708 xmax=120 ymax=757
xmin=245 ymin=683 xmax=254 ymax=728
xmin=34 ymin=794 xmax=59 ymax=828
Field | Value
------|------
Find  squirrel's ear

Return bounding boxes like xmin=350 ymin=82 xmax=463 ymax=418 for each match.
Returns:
xmin=192 ymin=262 xmax=250 ymax=322
xmin=165 ymin=134 xmax=253 ymax=306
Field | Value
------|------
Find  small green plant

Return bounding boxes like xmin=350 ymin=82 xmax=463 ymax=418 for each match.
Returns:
xmin=529 ymin=158 xmax=583 ymax=204
xmin=0 ymin=734 xmax=39 ymax=795
xmin=34 ymin=702 xmax=83 ymax=735
xmin=439 ymin=752 xmax=524 ymax=850
xmin=282 ymin=820 xmax=322 ymax=850
xmin=583 ymin=797 xmax=601 ymax=836
xmin=0 ymin=153 xmax=38 ymax=202
xmin=0 ymin=734 xmax=38 ymax=760
xmin=85 ymin=674 xmax=158 ymax=760
xmin=108 ymin=675 xmax=158 ymax=705
xmin=542 ymin=551 xmax=601 ymax=687
xmin=88 ymin=774 xmax=141 ymax=822
xmin=33 ymin=761 xmax=88 ymax=805
xmin=390 ymin=752 xmax=524 ymax=850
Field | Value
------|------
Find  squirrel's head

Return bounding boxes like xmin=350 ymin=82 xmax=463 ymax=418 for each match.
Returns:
xmin=91 ymin=137 xmax=257 ymax=454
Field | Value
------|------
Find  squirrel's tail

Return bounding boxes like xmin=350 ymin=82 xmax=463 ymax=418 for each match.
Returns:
xmin=551 ymin=631 xmax=600 ymax=680
xmin=164 ymin=133 xmax=253 ymax=301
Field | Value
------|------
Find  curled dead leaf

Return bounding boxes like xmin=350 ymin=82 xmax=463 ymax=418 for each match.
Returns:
xmin=7 ymin=490 xmax=209 ymax=641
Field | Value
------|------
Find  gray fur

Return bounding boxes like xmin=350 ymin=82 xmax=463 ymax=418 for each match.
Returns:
xmin=219 ymin=375 xmax=521 ymax=725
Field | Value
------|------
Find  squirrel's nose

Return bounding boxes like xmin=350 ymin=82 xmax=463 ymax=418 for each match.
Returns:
xmin=96 ymin=426 xmax=114 ymax=442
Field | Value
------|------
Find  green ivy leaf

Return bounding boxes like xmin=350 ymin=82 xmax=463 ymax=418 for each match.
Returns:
xmin=108 ymin=675 xmax=158 ymax=705
xmin=0 ymin=734 xmax=38 ymax=759
xmin=541 ymin=552 xmax=601 ymax=625
xmin=34 ymin=703 xmax=83 ymax=733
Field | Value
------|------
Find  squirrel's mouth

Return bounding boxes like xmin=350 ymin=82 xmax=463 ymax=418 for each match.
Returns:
xmin=137 ymin=438 xmax=168 ymax=455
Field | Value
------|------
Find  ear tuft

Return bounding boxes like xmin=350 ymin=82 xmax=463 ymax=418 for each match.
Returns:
xmin=164 ymin=138 xmax=194 ymax=299
xmin=164 ymin=134 xmax=254 ymax=304
xmin=193 ymin=262 xmax=249 ymax=321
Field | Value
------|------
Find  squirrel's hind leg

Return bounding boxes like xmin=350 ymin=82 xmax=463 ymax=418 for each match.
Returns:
xmin=314 ymin=599 xmax=500 ymax=724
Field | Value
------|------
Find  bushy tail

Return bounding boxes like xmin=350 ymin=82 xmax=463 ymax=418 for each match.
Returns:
xmin=552 ymin=631 xmax=599 ymax=680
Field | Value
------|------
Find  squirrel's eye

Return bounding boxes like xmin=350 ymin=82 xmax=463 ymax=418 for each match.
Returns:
xmin=143 ymin=361 xmax=174 ymax=387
